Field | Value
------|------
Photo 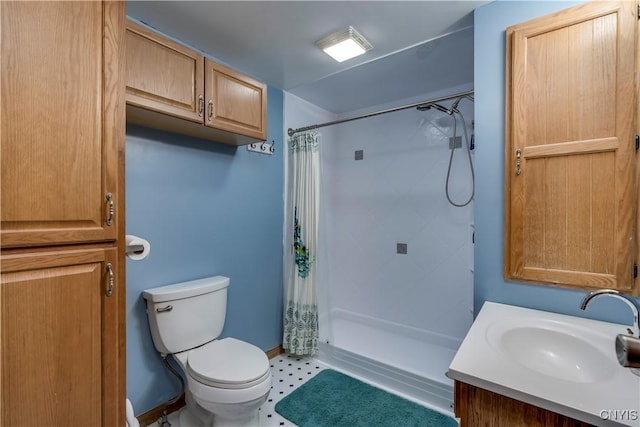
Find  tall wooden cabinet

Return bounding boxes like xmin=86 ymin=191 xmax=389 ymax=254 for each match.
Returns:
xmin=125 ymin=19 xmax=268 ymax=146
xmin=504 ymin=1 xmax=638 ymax=293
xmin=0 ymin=2 xmax=125 ymax=426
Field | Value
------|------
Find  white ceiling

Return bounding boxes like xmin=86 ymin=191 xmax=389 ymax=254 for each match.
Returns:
xmin=126 ymin=1 xmax=487 ymax=113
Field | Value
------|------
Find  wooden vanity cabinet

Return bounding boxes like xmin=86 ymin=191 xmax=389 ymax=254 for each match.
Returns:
xmin=0 ymin=1 xmax=126 ymax=425
xmin=454 ymin=381 xmax=594 ymax=427
xmin=504 ymin=1 xmax=638 ymax=293
xmin=125 ymin=19 xmax=267 ymax=145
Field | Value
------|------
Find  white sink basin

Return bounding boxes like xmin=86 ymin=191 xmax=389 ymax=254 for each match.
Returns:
xmin=449 ymin=302 xmax=640 ymax=426
xmin=487 ymin=322 xmax=615 ymax=383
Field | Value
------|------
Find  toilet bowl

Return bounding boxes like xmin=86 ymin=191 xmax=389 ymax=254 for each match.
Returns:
xmin=143 ymin=276 xmax=272 ymax=427
xmin=173 ymin=338 xmax=271 ymax=426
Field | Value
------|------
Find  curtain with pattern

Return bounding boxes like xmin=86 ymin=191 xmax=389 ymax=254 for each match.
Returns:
xmin=283 ymin=131 xmax=320 ymax=355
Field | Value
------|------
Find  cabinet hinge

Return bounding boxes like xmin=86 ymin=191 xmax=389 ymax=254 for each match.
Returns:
xmin=635 ymin=134 xmax=639 ymax=151
xmin=637 ymin=3 xmax=640 ymax=19
xmin=634 ymin=263 xmax=638 ymax=279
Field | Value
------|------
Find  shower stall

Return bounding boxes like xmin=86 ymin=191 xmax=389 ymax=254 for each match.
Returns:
xmin=284 ymin=88 xmax=474 ymax=413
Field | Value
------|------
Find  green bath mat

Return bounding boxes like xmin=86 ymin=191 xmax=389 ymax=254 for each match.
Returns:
xmin=275 ymin=369 xmax=458 ymax=427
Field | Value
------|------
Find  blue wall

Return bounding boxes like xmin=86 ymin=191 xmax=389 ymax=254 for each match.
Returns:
xmin=473 ymin=1 xmax=636 ymax=324
xmin=125 ymin=87 xmax=284 ymax=414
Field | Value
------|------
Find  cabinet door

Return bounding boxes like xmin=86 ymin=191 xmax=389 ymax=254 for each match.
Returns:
xmin=126 ymin=19 xmax=205 ymax=123
xmin=504 ymin=1 xmax=637 ymax=291
xmin=1 ymin=2 xmax=124 ymax=248
xmin=205 ymin=59 xmax=267 ymax=140
xmin=0 ymin=246 xmax=122 ymax=427
xmin=455 ymin=381 xmax=593 ymax=426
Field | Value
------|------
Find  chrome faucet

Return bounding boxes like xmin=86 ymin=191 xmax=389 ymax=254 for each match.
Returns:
xmin=580 ymin=289 xmax=640 ymax=337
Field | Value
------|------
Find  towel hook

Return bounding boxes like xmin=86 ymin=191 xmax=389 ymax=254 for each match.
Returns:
xmin=248 ymin=140 xmax=275 ymax=155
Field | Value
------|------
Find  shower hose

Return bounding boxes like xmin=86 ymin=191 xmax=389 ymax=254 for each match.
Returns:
xmin=445 ymin=110 xmax=475 ymax=207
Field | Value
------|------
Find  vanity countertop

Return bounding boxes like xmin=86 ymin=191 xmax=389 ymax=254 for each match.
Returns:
xmin=448 ymin=302 xmax=640 ymax=426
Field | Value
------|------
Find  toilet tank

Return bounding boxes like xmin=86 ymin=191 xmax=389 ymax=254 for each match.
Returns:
xmin=142 ymin=276 xmax=229 ymax=354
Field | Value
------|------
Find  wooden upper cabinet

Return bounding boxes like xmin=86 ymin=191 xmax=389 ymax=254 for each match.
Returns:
xmin=1 ymin=1 xmax=123 ymax=248
xmin=125 ymin=19 xmax=268 ymax=145
xmin=126 ymin=20 xmax=204 ymax=123
xmin=205 ymin=60 xmax=267 ymax=141
xmin=504 ymin=1 xmax=638 ymax=292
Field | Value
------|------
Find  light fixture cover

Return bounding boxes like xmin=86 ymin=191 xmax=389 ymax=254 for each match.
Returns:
xmin=316 ymin=26 xmax=373 ymax=62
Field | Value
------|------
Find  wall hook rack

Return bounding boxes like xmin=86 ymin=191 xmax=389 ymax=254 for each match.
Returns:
xmin=247 ymin=140 xmax=275 ymax=155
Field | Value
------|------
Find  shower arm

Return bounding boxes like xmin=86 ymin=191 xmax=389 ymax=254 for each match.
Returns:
xmin=448 ymin=97 xmax=462 ymax=115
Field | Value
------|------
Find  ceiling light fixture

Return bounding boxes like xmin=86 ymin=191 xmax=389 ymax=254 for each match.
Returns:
xmin=315 ymin=26 xmax=373 ymax=63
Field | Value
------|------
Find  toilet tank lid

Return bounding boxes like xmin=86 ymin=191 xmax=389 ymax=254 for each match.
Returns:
xmin=142 ymin=276 xmax=229 ymax=303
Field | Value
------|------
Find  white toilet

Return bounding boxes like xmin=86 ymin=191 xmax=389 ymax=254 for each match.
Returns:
xmin=143 ymin=276 xmax=272 ymax=427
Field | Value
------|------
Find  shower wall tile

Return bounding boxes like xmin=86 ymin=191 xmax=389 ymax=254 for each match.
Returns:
xmin=323 ymin=90 xmax=475 ymax=342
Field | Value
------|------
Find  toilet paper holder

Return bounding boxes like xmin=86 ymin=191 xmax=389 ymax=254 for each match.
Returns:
xmin=125 ymin=234 xmax=151 ymax=260
xmin=126 ymin=244 xmax=145 ymax=256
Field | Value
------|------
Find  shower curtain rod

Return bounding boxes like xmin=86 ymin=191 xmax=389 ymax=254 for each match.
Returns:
xmin=287 ymin=89 xmax=474 ymax=137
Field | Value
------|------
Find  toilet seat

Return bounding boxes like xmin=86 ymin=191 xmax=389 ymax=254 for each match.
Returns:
xmin=187 ymin=337 xmax=270 ymax=389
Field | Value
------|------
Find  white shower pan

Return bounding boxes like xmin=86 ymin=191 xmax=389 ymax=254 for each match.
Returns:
xmin=317 ymin=308 xmax=461 ymax=414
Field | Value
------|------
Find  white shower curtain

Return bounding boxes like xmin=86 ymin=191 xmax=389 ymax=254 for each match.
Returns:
xmin=283 ymin=131 xmax=320 ymax=355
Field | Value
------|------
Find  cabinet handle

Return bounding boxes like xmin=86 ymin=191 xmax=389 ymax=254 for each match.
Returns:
xmin=515 ymin=149 xmax=522 ymax=176
xmin=105 ymin=193 xmax=114 ymax=226
xmin=198 ymin=95 xmax=204 ymax=117
xmin=106 ymin=263 xmax=114 ymax=297
xmin=207 ymin=100 xmax=214 ymax=122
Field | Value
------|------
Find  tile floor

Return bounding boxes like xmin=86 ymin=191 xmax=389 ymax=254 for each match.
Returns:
xmin=163 ymin=354 xmax=326 ymax=427
xmin=259 ymin=354 xmax=327 ymax=427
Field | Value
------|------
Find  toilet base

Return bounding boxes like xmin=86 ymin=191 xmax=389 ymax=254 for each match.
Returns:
xmin=178 ymin=392 xmax=213 ymax=427
xmin=177 ymin=405 xmax=261 ymax=427
xmin=181 ymin=390 xmax=265 ymax=427
xmin=178 ymin=406 xmax=208 ymax=427
xmin=209 ymin=400 xmax=261 ymax=427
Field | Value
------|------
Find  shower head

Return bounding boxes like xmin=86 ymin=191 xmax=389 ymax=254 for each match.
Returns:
xmin=416 ymin=103 xmax=449 ymax=114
